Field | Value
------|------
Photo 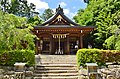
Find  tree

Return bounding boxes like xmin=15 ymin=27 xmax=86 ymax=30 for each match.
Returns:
xmin=40 ymin=8 xmax=54 ymax=21
xmin=73 ymin=9 xmax=84 ymax=24
xmin=104 ymin=12 xmax=120 ymax=50
xmin=84 ymin=0 xmax=89 ymax=4
xmin=74 ymin=0 xmax=120 ymax=49
xmin=0 ymin=10 xmax=35 ymax=51
xmin=27 ymin=15 xmax=43 ymax=27
xmin=0 ymin=0 xmax=10 ymax=12
xmin=0 ymin=0 xmax=38 ymax=18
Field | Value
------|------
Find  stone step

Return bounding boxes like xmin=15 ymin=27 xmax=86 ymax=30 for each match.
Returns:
xmin=39 ymin=62 xmax=77 ymax=64
xmin=34 ymin=76 xmax=79 ymax=79
xmin=40 ymin=58 xmax=76 ymax=60
xmin=39 ymin=56 xmax=76 ymax=59
xmin=34 ymin=70 xmax=78 ymax=73
xmin=39 ymin=55 xmax=76 ymax=60
xmin=39 ymin=60 xmax=77 ymax=62
xmin=40 ymin=57 xmax=76 ymax=61
xmin=35 ymin=66 xmax=77 ymax=70
xmin=36 ymin=55 xmax=77 ymax=64
xmin=34 ymin=73 xmax=79 ymax=77
xmin=39 ymin=61 xmax=76 ymax=64
xmin=34 ymin=55 xmax=79 ymax=79
xmin=36 ymin=64 xmax=77 ymax=67
xmin=39 ymin=55 xmax=76 ymax=57
xmin=39 ymin=60 xmax=76 ymax=62
xmin=39 ymin=57 xmax=76 ymax=60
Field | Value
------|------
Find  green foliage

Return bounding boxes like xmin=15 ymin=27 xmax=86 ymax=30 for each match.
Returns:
xmin=40 ymin=8 xmax=54 ymax=21
xmin=0 ymin=9 xmax=36 ymax=66
xmin=103 ymin=35 xmax=115 ymax=49
xmin=100 ymin=50 xmax=120 ymax=62
xmin=115 ymin=35 xmax=120 ymax=50
xmin=76 ymin=49 xmax=101 ymax=67
xmin=0 ymin=10 xmax=35 ymax=51
xmin=74 ymin=0 xmax=120 ymax=49
xmin=0 ymin=50 xmax=35 ymax=66
xmin=74 ymin=9 xmax=93 ymax=26
xmin=0 ymin=0 xmax=10 ymax=12
xmin=0 ymin=0 xmax=38 ymax=17
xmin=76 ymin=49 xmax=120 ymax=67
xmin=27 ymin=15 xmax=43 ymax=27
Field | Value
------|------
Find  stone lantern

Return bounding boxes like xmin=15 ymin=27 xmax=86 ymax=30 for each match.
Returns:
xmin=86 ymin=63 xmax=98 ymax=79
xmin=14 ymin=62 xmax=26 ymax=71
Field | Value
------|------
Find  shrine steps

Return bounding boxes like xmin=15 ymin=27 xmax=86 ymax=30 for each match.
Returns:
xmin=34 ymin=55 xmax=79 ymax=79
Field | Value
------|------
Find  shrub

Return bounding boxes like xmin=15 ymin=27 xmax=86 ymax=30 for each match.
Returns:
xmin=0 ymin=50 xmax=35 ymax=66
xmin=100 ymin=50 xmax=120 ymax=63
xmin=76 ymin=49 xmax=101 ymax=67
xmin=76 ymin=49 xmax=120 ymax=67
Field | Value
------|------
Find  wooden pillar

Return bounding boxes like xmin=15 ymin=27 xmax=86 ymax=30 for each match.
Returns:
xmin=50 ymin=36 xmax=52 ymax=54
xmin=39 ymin=38 xmax=43 ymax=54
xmin=36 ymin=39 xmax=41 ymax=54
xmin=80 ymin=36 xmax=83 ymax=48
xmin=67 ymin=36 xmax=70 ymax=55
xmin=35 ymin=39 xmax=39 ymax=54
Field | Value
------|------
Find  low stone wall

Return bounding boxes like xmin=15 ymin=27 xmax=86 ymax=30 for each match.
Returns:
xmin=79 ymin=65 xmax=120 ymax=79
xmin=0 ymin=66 xmax=34 ymax=79
xmin=98 ymin=65 xmax=120 ymax=79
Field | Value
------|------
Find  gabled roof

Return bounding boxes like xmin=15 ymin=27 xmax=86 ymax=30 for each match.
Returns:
xmin=41 ymin=5 xmax=79 ymax=26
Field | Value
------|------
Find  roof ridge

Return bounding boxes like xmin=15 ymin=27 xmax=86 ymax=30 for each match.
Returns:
xmin=41 ymin=6 xmax=79 ymax=26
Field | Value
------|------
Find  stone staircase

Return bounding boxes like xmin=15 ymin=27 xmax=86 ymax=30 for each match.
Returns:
xmin=34 ymin=55 xmax=79 ymax=79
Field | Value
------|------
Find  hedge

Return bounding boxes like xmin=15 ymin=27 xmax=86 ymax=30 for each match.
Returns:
xmin=76 ymin=49 xmax=120 ymax=67
xmin=0 ymin=50 xmax=35 ymax=66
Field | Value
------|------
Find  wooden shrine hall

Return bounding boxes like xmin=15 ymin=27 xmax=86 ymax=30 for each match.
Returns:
xmin=33 ymin=5 xmax=95 ymax=55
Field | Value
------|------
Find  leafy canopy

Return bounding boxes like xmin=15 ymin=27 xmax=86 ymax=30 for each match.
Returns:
xmin=0 ymin=0 xmax=38 ymax=18
xmin=0 ymin=10 xmax=35 ymax=51
xmin=74 ymin=0 xmax=120 ymax=49
xmin=40 ymin=8 xmax=54 ymax=21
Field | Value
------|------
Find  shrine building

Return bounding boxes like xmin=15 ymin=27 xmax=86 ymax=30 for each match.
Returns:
xmin=33 ymin=5 xmax=95 ymax=55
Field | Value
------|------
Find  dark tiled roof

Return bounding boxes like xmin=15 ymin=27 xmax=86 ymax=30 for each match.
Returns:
xmin=34 ymin=5 xmax=95 ymax=29
xmin=34 ymin=25 xmax=95 ymax=28
xmin=40 ymin=5 xmax=79 ymax=26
